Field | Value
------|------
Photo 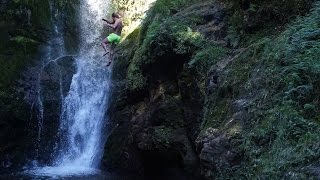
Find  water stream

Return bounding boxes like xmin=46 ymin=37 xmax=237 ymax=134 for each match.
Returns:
xmin=25 ymin=0 xmax=112 ymax=177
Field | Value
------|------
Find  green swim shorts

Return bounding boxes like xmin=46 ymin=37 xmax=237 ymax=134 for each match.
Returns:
xmin=107 ymin=33 xmax=121 ymax=44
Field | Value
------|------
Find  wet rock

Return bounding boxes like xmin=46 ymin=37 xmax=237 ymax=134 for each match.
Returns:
xmin=232 ymin=99 xmax=249 ymax=112
xmin=36 ymin=56 xmax=76 ymax=163
xmin=207 ymin=68 xmax=221 ymax=94
xmin=196 ymin=128 xmax=239 ymax=179
xmin=308 ymin=165 xmax=320 ymax=178
xmin=105 ymin=79 xmax=203 ymax=176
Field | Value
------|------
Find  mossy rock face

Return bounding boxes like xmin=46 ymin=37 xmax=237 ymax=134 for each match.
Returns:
xmin=103 ymin=117 xmax=144 ymax=172
xmin=106 ymin=0 xmax=230 ymax=176
xmin=146 ymin=98 xmax=185 ymax=128
xmin=108 ymin=0 xmax=320 ymax=179
xmin=125 ymin=1 xmax=228 ymax=92
xmin=61 ymin=0 xmax=81 ymax=53
xmin=0 ymin=1 xmax=51 ymax=168
xmin=196 ymin=1 xmax=320 ymax=179
xmin=0 ymin=1 xmax=50 ymax=171
xmin=34 ymin=56 xmax=76 ymax=163
xmin=0 ymin=88 xmax=33 ymax=172
xmin=225 ymin=0 xmax=314 ymax=32
xmin=0 ymin=0 xmax=80 ymax=169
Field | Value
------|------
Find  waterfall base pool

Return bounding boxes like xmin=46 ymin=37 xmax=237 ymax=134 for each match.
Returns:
xmin=25 ymin=166 xmax=101 ymax=177
xmin=1 ymin=167 xmax=200 ymax=180
xmin=1 ymin=171 xmax=144 ymax=180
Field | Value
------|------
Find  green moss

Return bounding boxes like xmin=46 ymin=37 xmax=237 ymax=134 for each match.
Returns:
xmin=112 ymin=28 xmax=141 ymax=81
xmin=8 ymin=0 xmax=52 ymax=29
xmin=0 ymin=34 xmax=39 ymax=88
xmin=237 ymin=103 xmax=320 ymax=179
xmin=126 ymin=19 xmax=162 ymax=91
xmin=110 ymin=0 xmax=320 ymax=178
xmin=127 ymin=61 xmax=146 ymax=91
xmin=202 ymin=2 xmax=320 ymax=178
xmin=217 ymin=38 xmax=269 ymax=98
xmin=202 ymin=99 xmax=231 ymax=131
xmin=152 ymin=126 xmax=174 ymax=149
xmin=10 ymin=36 xmax=37 ymax=44
xmin=188 ymin=46 xmax=227 ymax=82
xmin=173 ymin=26 xmax=204 ymax=54
xmin=126 ymin=28 xmax=141 ymax=43
xmin=226 ymin=0 xmax=313 ymax=34
xmin=125 ymin=2 xmax=225 ymax=91
xmin=140 ymin=0 xmax=207 ymax=41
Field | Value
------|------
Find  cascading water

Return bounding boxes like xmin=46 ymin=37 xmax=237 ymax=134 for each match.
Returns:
xmin=27 ymin=0 xmax=66 ymax=159
xmin=26 ymin=0 xmax=111 ymax=176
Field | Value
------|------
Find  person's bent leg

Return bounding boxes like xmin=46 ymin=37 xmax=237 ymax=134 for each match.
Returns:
xmin=101 ymin=37 xmax=109 ymax=53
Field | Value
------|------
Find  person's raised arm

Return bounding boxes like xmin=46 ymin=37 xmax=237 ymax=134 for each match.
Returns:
xmin=106 ymin=19 xmax=121 ymax=29
xmin=102 ymin=18 xmax=114 ymax=24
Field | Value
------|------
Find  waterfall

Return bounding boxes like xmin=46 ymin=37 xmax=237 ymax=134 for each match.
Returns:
xmin=26 ymin=0 xmax=111 ymax=176
xmin=28 ymin=0 xmax=66 ymax=159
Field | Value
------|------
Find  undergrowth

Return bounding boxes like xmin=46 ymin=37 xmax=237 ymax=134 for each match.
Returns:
xmin=125 ymin=0 xmax=226 ymax=91
xmin=204 ymin=1 xmax=320 ymax=178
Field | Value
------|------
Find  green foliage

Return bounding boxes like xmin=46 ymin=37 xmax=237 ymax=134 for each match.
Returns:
xmin=124 ymin=0 xmax=228 ymax=91
xmin=127 ymin=59 xmax=146 ymax=91
xmin=10 ymin=36 xmax=37 ymax=44
xmin=225 ymin=0 xmax=313 ymax=39
xmin=174 ymin=27 xmax=204 ymax=54
xmin=189 ymin=46 xmax=227 ymax=75
xmin=237 ymin=104 xmax=320 ymax=179
xmin=140 ymin=0 xmax=206 ymax=41
xmin=202 ymin=1 xmax=320 ymax=178
xmin=202 ymin=99 xmax=230 ymax=131
xmin=112 ymin=28 xmax=141 ymax=81
xmin=126 ymin=21 xmax=159 ymax=90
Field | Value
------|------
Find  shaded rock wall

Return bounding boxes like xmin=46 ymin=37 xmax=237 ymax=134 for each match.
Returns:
xmin=104 ymin=0 xmax=227 ymax=177
xmin=0 ymin=0 xmax=52 ymax=171
xmin=105 ymin=0 xmax=319 ymax=179
xmin=0 ymin=0 xmax=80 ymax=171
xmin=37 ymin=56 xmax=76 ymax=164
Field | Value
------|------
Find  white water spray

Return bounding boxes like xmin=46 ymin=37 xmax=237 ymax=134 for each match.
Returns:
xmin=27 ymin=0 xmax=111 ymax=176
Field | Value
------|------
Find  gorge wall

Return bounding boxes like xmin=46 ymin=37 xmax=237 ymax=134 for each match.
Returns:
xmin=1 ymin=0 xmax=320 ymax=179
xmin=0 ymin=0 xmax=79 ymax=171
xmin=105 ymin=0 xmax=320 ymax=179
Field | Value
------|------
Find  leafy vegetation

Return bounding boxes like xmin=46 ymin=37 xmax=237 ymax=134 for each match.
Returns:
xmin=120 ymin=0 xmax=227 ymax=92
xmin=201 ymin=1 xmax=320 ymax=178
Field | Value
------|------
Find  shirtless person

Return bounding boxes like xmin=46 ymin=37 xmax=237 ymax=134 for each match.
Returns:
xmin=101 ymin=12 xmax=123 ymax=66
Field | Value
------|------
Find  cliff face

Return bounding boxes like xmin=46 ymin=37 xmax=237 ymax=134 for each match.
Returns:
xmin=0 ymin=0 xmax=79 ymax=171
xmin=105 ymin=0 xmax=320 ymax=179
xmin=0 ymin=0 xmax=51 ymax=171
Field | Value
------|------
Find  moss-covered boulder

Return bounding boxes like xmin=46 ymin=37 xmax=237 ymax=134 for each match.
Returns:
xmin=105 ymin=0 xmax=228 ymax=177
xmin=107 ymin=0 xmax=320 ymax=179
